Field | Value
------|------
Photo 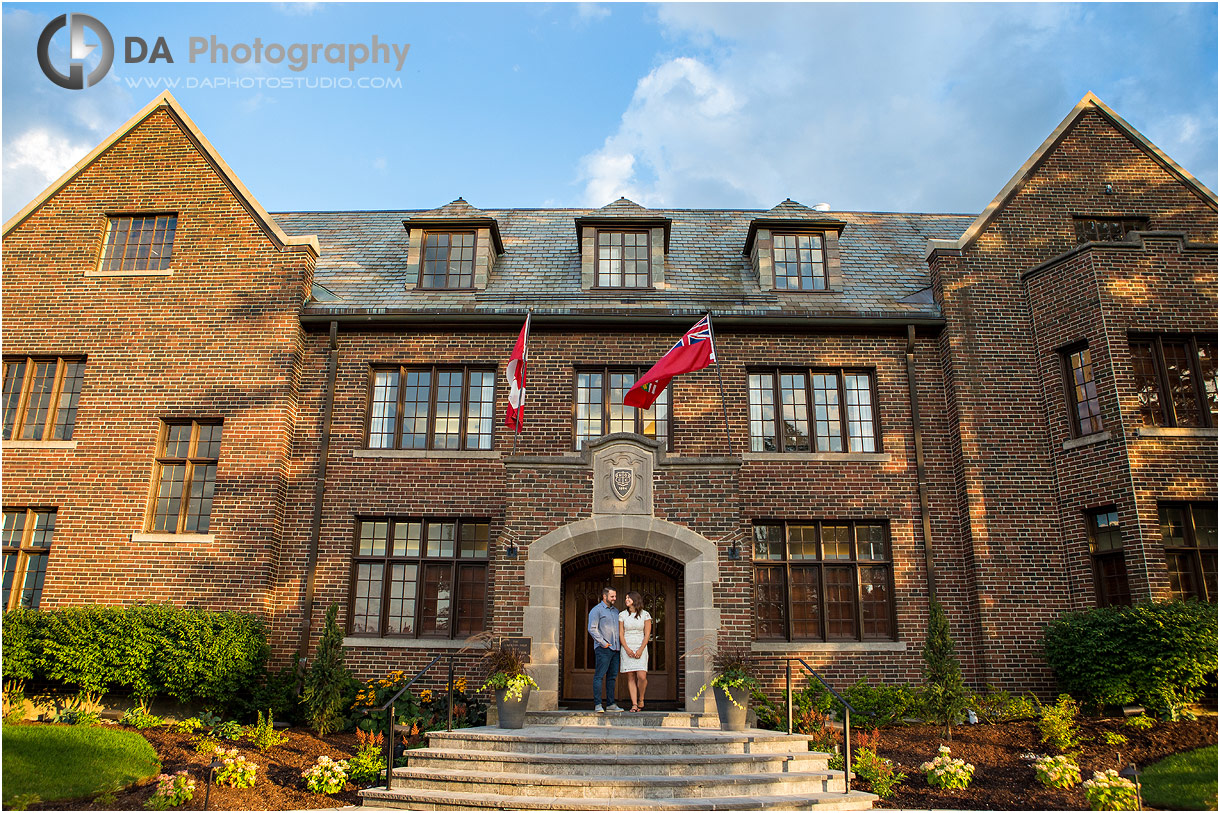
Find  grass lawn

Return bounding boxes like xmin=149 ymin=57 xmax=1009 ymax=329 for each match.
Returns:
xmin=1141 ymin=744 xmax=1219 ymax=811
xmin=2 ymin=723 xmax=161 ymax=804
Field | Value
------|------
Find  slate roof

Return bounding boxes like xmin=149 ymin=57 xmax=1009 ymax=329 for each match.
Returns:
xmin=272 ymin=205 xmax=974 ymax=321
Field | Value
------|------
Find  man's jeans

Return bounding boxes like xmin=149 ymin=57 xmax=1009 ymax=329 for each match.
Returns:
xmin=592 ymin=645 xmax=619 ymax=706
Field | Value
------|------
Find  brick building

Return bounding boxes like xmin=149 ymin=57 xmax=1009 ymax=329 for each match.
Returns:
xmin=3 ymin=91 xmax=1215 ymax=711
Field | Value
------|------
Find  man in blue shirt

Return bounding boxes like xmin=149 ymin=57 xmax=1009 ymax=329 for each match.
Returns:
xmin=587 ymin=586 xmax=624 ymax=712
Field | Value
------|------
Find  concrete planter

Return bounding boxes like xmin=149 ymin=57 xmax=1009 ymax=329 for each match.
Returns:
xmin=495 ymin=685 xmax=532 ymax=729
xmin=712 ymin=686 xmax=748 ymax=731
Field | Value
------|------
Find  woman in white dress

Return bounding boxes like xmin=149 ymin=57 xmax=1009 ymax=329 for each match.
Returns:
xmin=618 ymin=591 xmax=653 ymax=712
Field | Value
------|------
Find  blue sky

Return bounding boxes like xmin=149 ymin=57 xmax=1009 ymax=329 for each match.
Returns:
xmin=3 ymin=2 xmax=1217 ymax=220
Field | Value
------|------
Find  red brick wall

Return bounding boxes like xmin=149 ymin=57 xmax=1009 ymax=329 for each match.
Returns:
xmin=932 ymin=108 xmax=1218 ymax=693
xmin=2 ymin=108 xmax=313 ymax=617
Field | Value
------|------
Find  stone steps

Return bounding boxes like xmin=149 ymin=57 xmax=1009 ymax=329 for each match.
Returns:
xmin=383 ymin=767 xmax=848 ymax=798
xmin=361 ymin=787 xmax=881 ymax=811
xmin=406 ymin=747 xmax=831 ymax=776
xmin=359 ymin=713 xmax=875 ymax=811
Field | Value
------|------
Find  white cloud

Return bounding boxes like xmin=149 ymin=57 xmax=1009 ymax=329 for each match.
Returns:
xmin=274 ymin=3 xmax=320 ymax=16
xmin=577 ymin=3 xmax=1217 ymax=212
xmin=574 ymin=4 xmax=611 ymax=26
xmin=4 ymin=127 xmax=92 ymax=182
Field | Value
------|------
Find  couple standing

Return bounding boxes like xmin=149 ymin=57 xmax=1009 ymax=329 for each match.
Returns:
xmin=587 ymin=587 xmax=653 ymax=713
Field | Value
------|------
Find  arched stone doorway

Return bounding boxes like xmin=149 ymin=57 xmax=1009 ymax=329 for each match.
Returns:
xmin=522 ymin=515 xmax=720 ymax=713
xmin=561 ymin=548 xmax=682 ymax=707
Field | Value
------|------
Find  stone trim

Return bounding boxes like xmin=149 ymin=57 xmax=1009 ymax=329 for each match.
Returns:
xmin=353 ymin=449 xmax=502 ymax=460
xmin=1134 ymin=426 xmax=1218 ymax=439
xmin=131 ymin=533 xmax=215 ymax=544
xmin=1061 ymin=430 xmax=1112 ymax=450
xmin=343 ymin=637 xmax=471 ymax=650
xmin=522 ymin=515 xmax=720 ymax=714
xmin=749 ymin=227 xmax=843 ymax=293
xmin=3 ymin=440 xmax=79 ymax=450
xmin=84 ymin=268 xmax=174 ymax=277
xmin=751 ymin=641 xmax=908 ymax=653
xmin=743 ymin=452 xmax=891 ymax=463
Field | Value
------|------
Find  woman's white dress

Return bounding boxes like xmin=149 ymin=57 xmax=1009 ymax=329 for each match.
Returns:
xmin=619 ymin=609 xmax=651 ymax=673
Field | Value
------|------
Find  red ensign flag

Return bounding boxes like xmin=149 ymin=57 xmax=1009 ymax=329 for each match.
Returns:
xmin=505 ymin=314 xmax=531 ymax=431
xmin=623 ymin=315 xmax=716 ymax=409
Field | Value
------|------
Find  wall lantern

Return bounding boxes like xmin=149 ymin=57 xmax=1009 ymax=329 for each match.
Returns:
xmin=612 ymin=557 xmax=627 ymax=577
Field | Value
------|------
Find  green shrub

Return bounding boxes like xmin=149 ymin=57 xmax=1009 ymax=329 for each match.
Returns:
xmin=212 ymin=747 xmax=257 ymax=788
xmin=969 ymin=687 xmax=1039 ymax=723
xmin=301 ymin=605 xmax=353 ymax=736
xmin=843 ymin=678 xmax=917 ymax=727
xmin=1038 ymin=694 xmax=1082 ymax=753
xmin=232 ymin=655 xmax=303 ymax=724
xmin=121 ymin=707 xmax=164 ymax=729
xmin=1101 ymin=731 xmax=1128 ymax=746
xmin=245 ymin=710 xmax=288 ymax=752
xmin=347 ymin=730 xmax=385 ymax=784
xmin=1043 ymin=600 xmax=1217 ymax=717
xmin=212 ymin=721 xmax=243 ymax=741
xmin=171 ymin=718 xmax=202 ymax=735
xmin=922 ymin=597 xmax=968 ymax=738
xmin=1033 ymin=753 xmax=1081 ymax=789
xmin=2 ymin=605 xmax=269 ymax=711
xmin=191 ymin=734 xmax=221 ymax=754
xmin=1124 ymin=713 xmax=1155 ymax=730
xmin=1082 ymin=769 xmax=1139 ymax=810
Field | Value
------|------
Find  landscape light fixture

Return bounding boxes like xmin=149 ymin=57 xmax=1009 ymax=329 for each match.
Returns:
xmin=612 ymin=557 xmax=627 ymax=577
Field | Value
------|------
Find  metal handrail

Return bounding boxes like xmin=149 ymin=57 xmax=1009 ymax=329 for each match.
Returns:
xmin=775 ymin=657 xmax=865 ymax=795
xmin=362 ymin=652 xmax=456 ymax=791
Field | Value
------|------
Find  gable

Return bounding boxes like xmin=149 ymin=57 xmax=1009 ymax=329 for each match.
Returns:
xmin=3 ymin=91 xmax=317 ymax=258
xmin=928 ymin=93 xmax=1217 ymax=260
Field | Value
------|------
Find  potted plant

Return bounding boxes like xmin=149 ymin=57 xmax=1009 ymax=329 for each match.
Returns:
xmin=691 ymin=646 xmax=762 ymax=731
xmin=477 ymin=636 xmax=538 ymax=729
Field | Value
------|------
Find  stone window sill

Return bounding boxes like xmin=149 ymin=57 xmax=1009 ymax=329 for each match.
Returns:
xmin=353 ymin=449 xmax=501 ymax=460
xmin=743 ymin=452 xmax=891 ymax=463
xmin=131 ymin=533 xmax=215 ymax=544
xmin=343 ymin=637 xmax=472 ymax=649
xmin=1135 ymin=427 xmax=1218 ymax=438
xmin=3 ymin=440 xmax=78 ymax=450
xmin=1062 ymin=430 xmax=1111 ymax=450
xmin=752 ymin=641 xmax=907 ymax=653
xmin=85 ymin=269 xmax=174 ymax=277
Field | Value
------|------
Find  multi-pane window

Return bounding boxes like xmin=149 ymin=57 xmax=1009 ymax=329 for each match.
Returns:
xmin=772 ymin=233 xmax=827 ymax=290
xmin=150 ymin=421 xmax=222 ymax=534
xmin=748 ymin=369 xmax=878 ymax=453
xmin=1130 ymin=335 xmax=1217 ymax=428
xmin=420 ymin=232 xmax=476 ymax=289
xmin=596 ymin=231 xmax=650 ymax=288
xmin=2 ymin=509 xmax=55 ymax=610
xmin=368 ymin=366 xmax=495 ymax=451
xmin=1073 ymin=217 xmax=1147 ymax=244
xmin=1159 ymin=502 xmax=1217 ymax=603
xmin=753 ymin=520 xmax=894 ymax=642
xmin=349 ymin=518 xmax=489 ymax=639
xmin=2 ymin=357 xmax=85 ymax=441
xmin=1087 ymin=507 xmax=1130 ymax=607
xmin=1063 ymin=344 xmax=1103 ymax=437
xmin=99 ymin=215 xmax=176 ymax=272
xmin=574 ymin=367 xmax=670 ymax=449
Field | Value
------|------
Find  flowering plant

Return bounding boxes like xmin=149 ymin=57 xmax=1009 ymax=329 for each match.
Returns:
xmin=690 ymin=647 xmax=762 ymax=710
xmin=213 ymin=747 xmax=258 ymax=788
xmin=144 ymin=771 xmax=196 ymax=809
xmin=919 ymin=745 xmax=975 ymax=789
xmin=1081 ymin=770 xmax=1138 ymax=811
xmin=479 ymin=637 xmax=538 ymax=702
xmin=303 ymin=755 xmax=350 ymax=795
xmin=1033 ymin=754 xmax=1081 ymax=789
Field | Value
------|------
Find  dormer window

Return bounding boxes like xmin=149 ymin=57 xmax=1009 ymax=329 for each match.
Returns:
xmin=772 ymin=233 xmax=827 ymax=290
xmin=597 ymin=230 xmax=651 ymax=288
xmin=421 ymin=232 xmax=476 ymax=289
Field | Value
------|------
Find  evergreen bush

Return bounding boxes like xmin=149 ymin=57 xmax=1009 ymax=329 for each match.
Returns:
xmin=1042 ymin=600 xmax=1217 ymax=716
xmin=921 ymin=597 xmax=968 ymax=738
xmin=301 ymin=605 xmax=353 ymax=736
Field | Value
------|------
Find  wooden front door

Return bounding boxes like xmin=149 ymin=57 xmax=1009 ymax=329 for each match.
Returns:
xmin=561 ymin=560 xmax=678 ymax=706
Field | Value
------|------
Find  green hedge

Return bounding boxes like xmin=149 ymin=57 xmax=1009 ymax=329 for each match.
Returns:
xmin=2 ymin=605 xmax=269 ymax=708
xmin=1042 ymin=600 xmax=1217 ymax=715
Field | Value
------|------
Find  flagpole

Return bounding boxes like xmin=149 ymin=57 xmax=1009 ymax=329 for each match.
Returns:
xmin=705 ymin=313 xmax=734 ymax=456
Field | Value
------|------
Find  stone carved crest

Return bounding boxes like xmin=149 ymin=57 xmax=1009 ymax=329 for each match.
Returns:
xmin=592 ymin=441 xmax=654 ymax=516
xmin=611 ymin=468 xmax=634 ymax=501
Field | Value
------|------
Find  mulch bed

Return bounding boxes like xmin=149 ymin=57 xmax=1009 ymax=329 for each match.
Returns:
xmin=873 ymin=716 xmax=1218 ymax=810
xmin=27 ymin=725 xmax=364 ymax=810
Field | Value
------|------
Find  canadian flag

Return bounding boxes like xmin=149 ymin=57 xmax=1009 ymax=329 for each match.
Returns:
xmin=505 ymin=314 xmax=531 ymax=431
